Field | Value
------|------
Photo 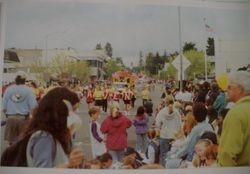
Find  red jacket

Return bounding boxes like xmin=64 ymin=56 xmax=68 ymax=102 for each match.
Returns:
xmin=100 ymin=113 xmax=132 ymax=150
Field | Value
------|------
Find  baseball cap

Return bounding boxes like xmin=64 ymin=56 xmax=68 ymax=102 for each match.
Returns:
xmin=16 ymin=71 xmax=27 ymax=79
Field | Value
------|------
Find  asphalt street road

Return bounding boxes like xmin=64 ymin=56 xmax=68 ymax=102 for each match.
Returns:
xmin=0 ymin=84 xmax=163 ymax=160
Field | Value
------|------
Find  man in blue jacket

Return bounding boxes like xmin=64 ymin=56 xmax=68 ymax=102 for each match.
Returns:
xmin=2 ymin=73 xmax=38 ymax=145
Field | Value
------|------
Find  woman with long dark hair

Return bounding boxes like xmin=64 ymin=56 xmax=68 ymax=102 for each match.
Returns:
xmin=22 ymin=87 xmax=84 ymax=168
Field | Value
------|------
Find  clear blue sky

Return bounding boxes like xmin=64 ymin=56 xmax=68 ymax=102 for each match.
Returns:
xmin=5 ymin=0 xmax=250 ymax=66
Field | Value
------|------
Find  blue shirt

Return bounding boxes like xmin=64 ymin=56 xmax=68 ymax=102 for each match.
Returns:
xmin=213 ymin=92 xmax=227 ymax=114
xmin=2 ymin=84 xmax=38 ymax=115
xmin=176 ymin=120 xmax=213 ymax=161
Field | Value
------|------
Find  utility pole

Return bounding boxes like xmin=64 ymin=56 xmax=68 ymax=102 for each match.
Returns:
xmin=178 ymin=6 xmax=183 ymax=91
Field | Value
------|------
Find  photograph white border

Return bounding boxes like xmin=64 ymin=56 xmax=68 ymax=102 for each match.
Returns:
xmin=0 ymin=0 xmax=249 ymax=174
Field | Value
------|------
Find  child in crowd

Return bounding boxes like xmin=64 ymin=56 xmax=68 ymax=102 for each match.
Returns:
xmin=133 ymin=106 xmax=149 ymax=153
xmin=204 ymin=144 xmax=218 ymax=167
xmin=122 ymin=147 xmax=145 ymax=169
xmin=144 ymin=128 xmax=160 ymax=164
xmin=182 ymin=106 xmax=197 ymax=136
xmin=144 ymin=99 xmax=153 ymax=116
xmin=89 ymin=106 xmax=106 ymax=159
xmin=168 ymin=129 xmax=186 ymax=159
xmin=98 ymin=152 xmax=122 ymax=169
xmin=192 ymin=139 xmax=213 ymax=168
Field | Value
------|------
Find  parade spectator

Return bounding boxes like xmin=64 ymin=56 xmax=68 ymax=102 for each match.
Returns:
xmin=206 ymin=83 xmax=219 ymax=105
xmin=89 ymin=106 xmax=106 ymax=159
xmin=192 ymin=139 xmax=213 ymax=168
xmin=204 ymin=144 xmax=218 ymax=167
xmin=144 ymin=128 xmax=160 ymax=164
xmin=23 ymin=87 xmax=84 ymax=168
xmin=218 ymin=71 xmax=250 ymax=166
xmin=141 ymin=86 xmax=150 ymax=106
xmin=144 ymin=99 xmax=153 ymax=116
xmin=98 ymin=152 xmax=121 ymax=169
xmin=167 ymin=129 xmax=186 ymax=159
xmin=212 ymin=88 xmax=227 ymax=115
xmin=178 ymin=103 xmax=213 ymax=161
xmin=133 ymin=106 xmax=149 ymax=153
xmin=100 ymin=103 xmax=132 ymax=163
xmin=122 ymin=147 xmax=145 ymax=169
xmin=98 ymin=152 xmax=112 ymax=169
xmin=176 ymin=87 xmax=193 ymax=103
xmin=166 ymin=102 xmax=213 ymax=168
xmin=206 ymin=106 xmax=218 ymax=124
xmin=155 ymin=101 xmax=182 ymax=166
xmin=182 ymin=105 xmax=197 ymax=136
xmin=29 ymin=81 xmax=40 ymax=101
xmin=212 ymin=108 xmax=229 ymax=137
xmin=2 ymin=73 xmax=38 ymax=145
xmin=195 ymin=82 xmax=210 ymax=103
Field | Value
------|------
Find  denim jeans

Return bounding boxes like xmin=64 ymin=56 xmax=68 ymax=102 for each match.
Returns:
xmin=159 ymin=138 xmax=173 ymax=166
xmin=136 ymin=134 xmax=148 ymax=153
xmin=108 ymin=149 xmax=125 ymax=163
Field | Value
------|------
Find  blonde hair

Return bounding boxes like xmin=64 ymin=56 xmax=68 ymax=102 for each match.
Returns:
xmin=88 ymin=106 xmax=100 ymax=117
xmin=184 ymin=112 xmax=197 ymax=135
xmin=204 ymin=144 xmax=218 ymax=163
xmin=192 ymin=139 xmax=213 ymax=167
xmin=147 ymin=128 xmax=157 ymax=139
xmin=109 ymin=102 xmax=120 ymax=111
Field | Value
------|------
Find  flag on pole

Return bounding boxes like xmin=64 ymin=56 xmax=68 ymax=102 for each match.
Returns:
xmin=204 ymin=18 xmax=215 ymax=33
xmin=205 ymin=24 xmax=214 ymax=33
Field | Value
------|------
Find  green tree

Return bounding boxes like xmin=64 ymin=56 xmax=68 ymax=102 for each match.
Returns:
xmin=115 ymin=57 xmax=124 ymax=66
xmin=104 ymin=58 xmax=122 ymax=78
xmin=30 ymin=53 xmax=90 ymax=82
xmin=206 ymin=37 xmax=215 ymax=56
xmin=30 ymin=59 xmax=50 ymax=83
xmin=95 ymin=43 xmax=102 ymax=50
xmin=105 ymin=42 xmax=113 ymax=57
xmin=184 ymin=50 xmax=212 ymax=80
xmin=145 ymin=52 xmax=165 ymax=76
xmin=139 ymin=51 xmax=144 ymax=67
xmin=145 ymin=52 xmax=155 ymax=75
xmin=183 ymin=42 xmax=197 ymax=52
xmin=159 ymin=63 xmax=177 ymax=80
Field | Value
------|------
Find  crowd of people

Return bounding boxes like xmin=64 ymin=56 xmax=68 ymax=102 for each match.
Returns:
xmin=1 ymin=70 xmax=249 ymax=169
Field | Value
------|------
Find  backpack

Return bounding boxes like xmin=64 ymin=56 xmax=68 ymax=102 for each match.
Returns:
xmin=1 ymin=134 xmax=31 ymax=167
xmin=1 ymin=131 xmax=57 ymax=167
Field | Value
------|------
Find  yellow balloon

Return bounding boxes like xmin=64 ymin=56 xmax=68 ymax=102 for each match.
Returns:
xmin=216 ymin=73 xmax=228 ymax=91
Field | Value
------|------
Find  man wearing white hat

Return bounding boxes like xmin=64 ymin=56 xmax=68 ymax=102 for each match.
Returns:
xmin=2 ymin=73 xmax=38 ymax=145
